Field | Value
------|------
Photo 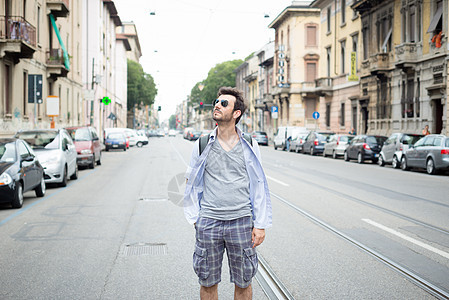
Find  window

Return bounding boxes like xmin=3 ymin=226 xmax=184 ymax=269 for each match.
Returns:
xmin=37 ymin=6 xmax=40 ymax=44
xmin=306 ymin=63 xmax=316 ymax=82
xmin=415 ymin=78 xmax=420 ymax=117
xmin=326 ymin=47 xmax=331 ymax=77
xmin=406 ymin=78 xmax=414 ymax=118
xmin=362 ymin=27 xmax=369 ymax=60
xmin=305 ymin=99 xmax=316 ymax=120
xmin=380 ymin=17 xmax=392 ymax=52
xmin=340 ymin=103 xmax=345 ymax=126
xmin=340 ymin=40 xmax=346 ymax=74
xmin=341 ymin=0 xmax=346 ymax=24
xmin=23 ymin=71 xmax=27 ymax=115
xmin=409 ymin=5 xmax=415 ymax=42
xmin=377 ymin=77 xmax=389 ymax=119
xmin=5 ymin=64 xmax=11 ymax=114
xmin=352 ymin=34 xmax=358 ymax=69
xmin=326 ymin=103 xmax=331 ymax=127
xmin=327 ymin=6 xmax=332 ymax=33
xmin=306 ymin=25 xmax=317 ymax=46
xmin=427 ymin=0 xmax=443 ymax=35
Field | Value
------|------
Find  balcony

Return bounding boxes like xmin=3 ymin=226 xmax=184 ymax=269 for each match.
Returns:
xmin=395 ymin=43 xmax=421 ymax=68
xmin=46 ymin=48 xmax=69 ymax=79
xmin=365 ymin=53 xmax=391 ymax=74
xmin=47 ymin=0 xmax=70 ymax=18
xmin=0 ymin=16 xmax=36 ymax=61
xmin=314 ymin=77 xmax=333 ymax=96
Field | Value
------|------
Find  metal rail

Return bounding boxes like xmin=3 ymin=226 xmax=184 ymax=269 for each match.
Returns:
xmin=271 ymin=192 xmax=449 ymax=300
xmin=255 ymin=254 xmax=295 ymax=300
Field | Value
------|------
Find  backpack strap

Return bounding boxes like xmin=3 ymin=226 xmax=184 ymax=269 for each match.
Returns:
xmin=199 ymin=133 xmax=211 ymax=156
xmin=242 ymin=132 xmax=253 ymax=146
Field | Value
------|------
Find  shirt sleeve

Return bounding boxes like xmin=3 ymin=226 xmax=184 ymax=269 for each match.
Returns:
xmin=185 ymin=139 xmax=200 ymax=181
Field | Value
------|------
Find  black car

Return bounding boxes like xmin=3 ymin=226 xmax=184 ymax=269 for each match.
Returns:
xmin=344 ymin=135 xmax=388 ymax=164
xmin=0 ymin=138 xmax=46 ymax=208
xmin=251 ymin=131 xmax=269 ymax=146
xmin=302 ymin=131 xmax=335 ymax=155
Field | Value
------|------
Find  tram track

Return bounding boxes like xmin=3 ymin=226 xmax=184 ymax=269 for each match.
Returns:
xmin=270 ymin=191 xmax=449 ymax=300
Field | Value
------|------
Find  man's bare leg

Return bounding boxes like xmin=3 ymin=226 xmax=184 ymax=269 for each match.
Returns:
xmin=200 ymin=284 xmax=218 ymax=300
xmin=235 ymin=284 xmax=252 ymax=300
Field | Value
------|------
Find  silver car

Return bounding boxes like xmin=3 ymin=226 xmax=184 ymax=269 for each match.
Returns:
xmin=323 ymin=134 xmax=354 ymax=158
xmin=378 ymin=133 xmax=423 ymax=167
xmin=15 ymin=129 xmax=78 ymax=186
xmin=401 ymin=134 xmax=449 ymax=175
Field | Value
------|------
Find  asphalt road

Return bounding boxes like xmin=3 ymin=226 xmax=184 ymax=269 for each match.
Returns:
xmin=0 ymin=134 xmax=448 ymax=299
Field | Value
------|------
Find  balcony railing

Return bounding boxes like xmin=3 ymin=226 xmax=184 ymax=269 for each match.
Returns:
xmin=46 ymin=48 xmax=65 ymax=65
xmin=368 ymin=53 xmax=390 ymax=72
xmin=0 ymin=16 xmax=36 ymax=47
xmin=315 ymin=77 xmax=333 ymax=89
xmin=395 ymin=43 xmax=419 ymax=64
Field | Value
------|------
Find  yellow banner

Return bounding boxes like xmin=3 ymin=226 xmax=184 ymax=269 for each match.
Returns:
xmin=348 ymin=52 xmax=359 ymax=81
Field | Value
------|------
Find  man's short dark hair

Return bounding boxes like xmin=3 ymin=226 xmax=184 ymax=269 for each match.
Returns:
xmin=217 ymin=87 xmax=246 ymax=124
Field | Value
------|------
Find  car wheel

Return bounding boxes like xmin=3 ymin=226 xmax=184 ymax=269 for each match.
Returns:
xmin=274 ymin=145 xmax=277 ymax=150
xmin=11 ymin=182 xmax=24 ymax=209
xmin=310 ymin=147 xmax=314 ymax=156
xmin=357 ymin=152 xmax=364 ymax=164
xmin=378 ymin=155 xmax=385 ymax=166
xmin=392 ymin=155 xmax=400 ymax=169
xmin=35 ymin=177 xmax=46 ymax=197
xmin=295 ymin=146 xmax=299 ymax=153
xmin=137 ymin=142 xmax=143 ymax=147
xmin=97 ymin=153 xmax=102 ymax=165
xmin=124 ymin=148 xmax=126 ymax=152
xmin=70 ymin=164 xmax=79 ymax=180
xmin=426 ymin=158 xmax=437 ymax=175
xmin=344 ymin=151 xmax=349 ymax=161
xmin=105 ymin=147 xmax=109 ymax=152
xmin=89 ymin=158 xmax=95 ymax=169
xmin=322 ymin=150 xmax=327 ymax=157
xmin=401 ymin=157 xmax=409 ymax=171
xmin=332 ymin=150 xmax=337 ymax=159
xmin=372 ymin=158 xmax=378 ymax=164
xmin=59 ymin=166 xmax=68 ymax=187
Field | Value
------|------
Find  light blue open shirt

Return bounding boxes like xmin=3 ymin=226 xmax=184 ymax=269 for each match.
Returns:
xmin=184 ymin=127 xmax=272 ymax=229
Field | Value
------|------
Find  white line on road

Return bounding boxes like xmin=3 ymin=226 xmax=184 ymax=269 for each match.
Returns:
xmin=266 ymin=175 xmax=290 ymax=187
xmin=169 ymin=139 xmax=189 ymax=167
xmin=362 ymin=218 xmax=449 ymax=260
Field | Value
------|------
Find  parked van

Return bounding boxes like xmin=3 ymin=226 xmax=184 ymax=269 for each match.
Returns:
xmin=274 ymin=126 xmax=308 ymax=150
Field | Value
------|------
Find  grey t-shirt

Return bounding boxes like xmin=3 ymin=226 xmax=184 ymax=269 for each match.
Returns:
xmin=200 ymin=139 xmax=252 ymax=220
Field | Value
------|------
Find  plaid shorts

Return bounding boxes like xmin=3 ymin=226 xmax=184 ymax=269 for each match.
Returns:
xmin=193 ymin=216 xmax=258 ymax=288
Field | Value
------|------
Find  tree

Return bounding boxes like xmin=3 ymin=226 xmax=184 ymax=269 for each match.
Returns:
xmin=169 ymin=115 xmax=176 ymax=129
xmin=189 ymin=59 xmax=243 ymax=106
xmin=127 ymin=60 xmax=157 ymax=111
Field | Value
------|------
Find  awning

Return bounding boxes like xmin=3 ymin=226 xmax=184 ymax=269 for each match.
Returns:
xmin=427 ymin=6 xmax=443 ymax=33
xmin=49 ymin=14 xmax=70 ymax=70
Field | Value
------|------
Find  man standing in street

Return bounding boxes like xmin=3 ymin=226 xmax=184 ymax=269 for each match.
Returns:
xmin=184 ymin=87 xmax=272 ymax=299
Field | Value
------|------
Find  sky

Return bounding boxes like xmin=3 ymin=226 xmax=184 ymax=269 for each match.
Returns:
xmin=114 ymin=0 xmax=296 ymax=122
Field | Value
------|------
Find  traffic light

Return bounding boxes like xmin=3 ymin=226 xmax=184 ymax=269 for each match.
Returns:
xmin=199 ymin=102 xmax=203 ymax=109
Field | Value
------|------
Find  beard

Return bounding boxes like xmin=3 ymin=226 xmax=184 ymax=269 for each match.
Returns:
xmin=212 ymin=109 xmax=234 ymax=124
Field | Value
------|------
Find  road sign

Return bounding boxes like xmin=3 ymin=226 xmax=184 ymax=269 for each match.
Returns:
xmin=101 ymin=96 xmax=111 ymax=105
xmin=272 ymin=112 xmax=278 ymax=119
xmin=28 ymin=75 xmax=43 ymax=104
xmin=46 ymin=96 xmax=59 ymax=117
xmin=312 ymin=111 xmax=320 ymax=120
xmin=271 ymin=106 xmax=278 ymax=113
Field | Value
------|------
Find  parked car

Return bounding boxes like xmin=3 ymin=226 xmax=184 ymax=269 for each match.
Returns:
xmin=378 ymin=133 xmax=423 ymax=167
xmin=124 ymin=129 xmax=148 ymax=147
xmin=66 ymin=126 xmax=102 ymax=169
xmin=189 ymin=130 xmax=202 ymax=141
xmin=199 ymin=130 xmax=213 ymax=138
xmin=344 ymin=135 xmax=387 ymax=164
xmin=290 ymin=131 xmax=310 ymax=153
xmin=104 ymin=128 xmax=129 ymax=149
xmin=302 ymin=131 xmax=335 ymax=155
xmin=147 ymin=130 xmax=159 ymax=137
xmin=104 ymin=133 xmax=127 ymax=151
xmin=0 ymin=138 xmax=46 ymax=208
xmin=183 ymin=127 xmax=194 ymax=139
xmin=15 ymin=129 xmax=78 ymax=187
xmin=401 ymin=134 xmax=449 ymax=175
xmin=274 ymin=126 xmax=308 ymax=150
xmin=323 ymin=134 xmax=354 ymax=158
xmin=134 ymin=130 xmax=149 ymax=147
xmin=251 ymin=131 xmax=269 ymax=146
xmin=168 ymin=129 xmax=177 ymax=137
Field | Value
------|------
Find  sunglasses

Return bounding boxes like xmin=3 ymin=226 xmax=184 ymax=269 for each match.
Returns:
xmin=214 ymin=99 xmax=229 ymax=107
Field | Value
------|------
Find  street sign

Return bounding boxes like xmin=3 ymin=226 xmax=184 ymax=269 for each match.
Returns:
xmin=46 ymin=96 xmax=59 ymax=117
xmin=272 ymin=112 xmax=278 ymax=119
xmin=312 ymin=111 xmax=320 ymax=119
xmin=28 ymin=74 xmax=43 ymax=104
xmin=348 ymin=52 xmax=359 ymax=81
xmin=271 ymin=106 xmax=278 ymax=113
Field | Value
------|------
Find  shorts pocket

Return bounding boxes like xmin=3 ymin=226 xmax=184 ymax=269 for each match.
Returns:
xmin=243 ymin=247 xmax=258 ymax=281
xmin=193 ymin=245 xmax=209 ymax=280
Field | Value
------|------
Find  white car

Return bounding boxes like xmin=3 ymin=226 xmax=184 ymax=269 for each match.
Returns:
xmin=15 ymin=129 xmax=78 ymax=187
xmin=125 ymin=129 xmax=148 ymax=147
xmin=168 ymin=129 xmax=177 ymax=137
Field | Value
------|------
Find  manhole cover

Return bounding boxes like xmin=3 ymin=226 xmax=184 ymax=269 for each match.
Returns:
xmin=122 ymin=243 xmax=168 ymax=256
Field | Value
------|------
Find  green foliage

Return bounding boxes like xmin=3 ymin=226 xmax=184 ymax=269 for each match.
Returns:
xmin=244 ymin=52 xmax=255 ymax=61
xmin=189 ymin=59 xmax=243 ymax=107
xmin=169 ymin=115 xmax=176 ymax=129
xmin=127 ymin=60 xmax=157 ymax=111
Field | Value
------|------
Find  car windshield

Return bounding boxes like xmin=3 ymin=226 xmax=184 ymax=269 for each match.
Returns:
xmin=108 ymin=133 xmax=124 ymax=139
xmin=340 ymin=136 xmax=353 ymax=143
xmin=403 ymin=134 xmax=423 ymax=145
xmin=67 ymin=128 xmax=90 ymax=141
xmin=16 ymin=131 xmax=59 ymax=150
xmin=255 ymin=132 xmax=267 ymax=136
xmin=367 ymin=136 xmax=387 ymax=145
xmin=317 ymin=133 xmax=333 ymax=141
xmin=0 ymin=141 xmax=17 ymax=163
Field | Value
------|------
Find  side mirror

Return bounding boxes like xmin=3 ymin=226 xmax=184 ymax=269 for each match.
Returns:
xmin=22 ymin=155 xmax=34 ymax=162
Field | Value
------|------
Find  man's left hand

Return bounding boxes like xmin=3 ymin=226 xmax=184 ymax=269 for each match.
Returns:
xmin=252 ymin=228 xmax=265 ymax=248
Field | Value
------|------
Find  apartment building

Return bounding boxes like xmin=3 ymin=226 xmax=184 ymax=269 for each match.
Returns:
xmin=1 ymin=0 xmax=83 ymax=136
xmin=268 ymin=1 xmax=321 ymax=129
xmin=311 ymin=0 xmax=362 ymax=134
xmin=352 ymin=0 xmax=447 ymax=135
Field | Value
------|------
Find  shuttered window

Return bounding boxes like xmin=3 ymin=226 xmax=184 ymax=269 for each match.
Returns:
xmin=306 ymin=26 xmax=317 ymax=46
xmin=306 ymin=63 xmax=316 ymax=82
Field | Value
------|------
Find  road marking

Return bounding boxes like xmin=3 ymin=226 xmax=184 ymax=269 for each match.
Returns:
xmin=362 ymin=218 xmax=449 ymax=260
xmin=169 ymin=139 xmax=189 ymax=167
xmin=266 ymin=175 xmax=289 ymax=187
